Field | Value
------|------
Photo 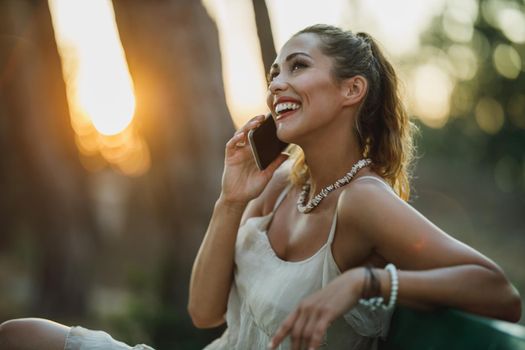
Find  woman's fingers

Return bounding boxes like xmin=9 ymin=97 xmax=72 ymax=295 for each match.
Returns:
xmin=302 ymin=312 xmax=319 ymax=349
xmin=307 ymin=316 xmax=331 ymax=350
xmin=262 ymin=152 xmax=289 ymax=176
xmin=269 ymin=271 xmax=362 ymax=349
xmin=245 ymin=113 xmax=266 ymax=129
xmin=269 ymin=309 xmax=331 ymax=350
xmin=269 ymin=294 xmax=341 ymax=350
xmin=290 ymin=309 xmax=308 ymax=350
xmin=268 ymin=309 xmax=298 ymax=349
xmin=237 ymin=114 xmax=266 ymax=134
xmin=225 ymin=131 xmax=247 ymax=155
xmin=227 ymin=114 xmax=267 ymax=153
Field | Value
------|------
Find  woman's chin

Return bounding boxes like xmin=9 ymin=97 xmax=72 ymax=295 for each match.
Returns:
xmin=276 ymin=127 xmax=295 ymax=144
xmin=276 ymin=116 xmax=299 ymax=142
xmin=276 ymin=129 xmax=306 ymax=146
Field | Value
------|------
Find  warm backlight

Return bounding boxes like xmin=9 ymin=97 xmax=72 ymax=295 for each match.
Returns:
xmin=49 ymin=0 xmax=150 ymax=176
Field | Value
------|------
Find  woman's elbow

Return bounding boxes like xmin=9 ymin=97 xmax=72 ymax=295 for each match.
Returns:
xmin=489 ymin=275 xmax=522 ymax=323
xmin=187 ymin=304 xmax=225 ymax=329
xmin=470 ymin=266 xmax=521 ymax=322
xmin=502 ymin=285 xmax=522 ymax=323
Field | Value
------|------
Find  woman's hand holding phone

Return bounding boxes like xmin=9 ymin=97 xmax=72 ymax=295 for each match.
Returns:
xmin=220 ymin=114 xmax=288 ymax=207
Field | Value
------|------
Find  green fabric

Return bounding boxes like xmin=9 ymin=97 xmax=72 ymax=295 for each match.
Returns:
xmin=380 ymin=307 xmax=525 ymax=350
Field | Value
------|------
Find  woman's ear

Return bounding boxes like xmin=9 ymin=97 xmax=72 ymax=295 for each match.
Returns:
xmin=340 ymin=75 xmax=367 ymax=107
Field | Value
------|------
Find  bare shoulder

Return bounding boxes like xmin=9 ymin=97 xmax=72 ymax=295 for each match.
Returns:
xmin=336 ymin=176 xmax=406 ymax=241
xmin=338 ymin=176 xmax=402 ymax=216
xmin=240 ymin=159 xmax=293 ymax=225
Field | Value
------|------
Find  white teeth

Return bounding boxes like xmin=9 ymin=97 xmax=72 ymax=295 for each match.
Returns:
xmin=275 ymin=102 xmax=301 ymax=114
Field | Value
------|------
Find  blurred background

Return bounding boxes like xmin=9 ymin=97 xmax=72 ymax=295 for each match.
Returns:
xmin=0 ymin=0 xmax=523 ymax=348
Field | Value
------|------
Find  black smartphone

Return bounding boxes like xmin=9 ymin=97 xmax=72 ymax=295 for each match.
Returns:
xmin=248 ymin=113 xmax=289 ymax=170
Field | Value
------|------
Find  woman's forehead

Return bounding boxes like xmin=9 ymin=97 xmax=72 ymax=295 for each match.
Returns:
xmin=273 ymin=33 xmax=322 ymax=65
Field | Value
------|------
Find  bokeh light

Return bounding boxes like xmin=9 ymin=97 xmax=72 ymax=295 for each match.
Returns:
xmin=493 ymin=44 xmax=522 ymax=79
xmin=475 ymin=97 xmax=505 ymax=134
xmin=49 ymin=0 xmax=150 ymax=176
xmin=447 ymin=44 xmax=478 ymax=80
xmin=442 ymin=0 xmax=477 ymax=43
xmin=409 ymin=63 xmax=453 ymax=128
xmin=496 ymin=7 xmax=525 ymax=44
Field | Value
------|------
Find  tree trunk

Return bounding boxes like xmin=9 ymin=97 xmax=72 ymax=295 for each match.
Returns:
xmin=0 ymin=0 xmax=96 ymax=319
xmin=111 ymin=0 xmax=234 ymax=344
xmin=252 ymin=0 xmax=276 ymax=74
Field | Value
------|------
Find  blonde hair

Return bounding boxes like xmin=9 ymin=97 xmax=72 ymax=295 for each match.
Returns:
xmin=288 ymin=25 xmax=417 ymax=201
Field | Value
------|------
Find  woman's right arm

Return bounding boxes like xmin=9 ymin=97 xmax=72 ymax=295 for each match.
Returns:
xmin=188 ymin=196 xmax=249 ymax=329
xmin=188 ymin=114 xmax=288 ymax=328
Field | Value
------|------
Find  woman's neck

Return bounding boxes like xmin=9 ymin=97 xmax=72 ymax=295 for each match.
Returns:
xmin=300 ymin=126 xmax=365 ymax=197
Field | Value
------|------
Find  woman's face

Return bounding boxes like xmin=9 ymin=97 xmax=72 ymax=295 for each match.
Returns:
xmin=266 ymin=33 xmax=347 ymax=144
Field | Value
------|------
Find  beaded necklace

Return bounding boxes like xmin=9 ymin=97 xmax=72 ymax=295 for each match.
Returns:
xmin=297 ymin=158 xmax=372 ymax=213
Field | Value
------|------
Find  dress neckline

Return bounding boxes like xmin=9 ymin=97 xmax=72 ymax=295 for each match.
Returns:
xmin=245 ymin=176 xmax=391 ymax=265
xmin=258 ymin=212 xmax=333 ymax=265
xmin=252 ymin=182 xmax=339 ymax=265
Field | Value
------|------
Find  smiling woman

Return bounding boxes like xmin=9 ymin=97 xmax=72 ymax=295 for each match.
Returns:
xmin=188 ymin=24 xmax=521 ymax=350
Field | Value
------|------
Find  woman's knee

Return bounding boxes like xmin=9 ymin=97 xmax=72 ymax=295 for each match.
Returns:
xmin=0 ymin=318 xmax=69 ymax=350
xmin=0 ymin=319 xmax=27 ymax=346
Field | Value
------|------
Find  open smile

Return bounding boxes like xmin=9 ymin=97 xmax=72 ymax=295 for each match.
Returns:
xmin=274 ymin=101 xmax=301 ymax=121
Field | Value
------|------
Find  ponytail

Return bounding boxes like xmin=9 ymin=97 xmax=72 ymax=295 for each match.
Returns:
xmin=355 ymin=32 xmax=416 ymax=200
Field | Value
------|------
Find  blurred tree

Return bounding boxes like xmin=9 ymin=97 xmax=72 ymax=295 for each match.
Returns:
xmin=252 ymin=0 xmax=277 ymax=73
xmin=415 ymin=0 xmax=525 ymax=192
xmin=410 ymin=0 xmax=525 ymax=324
xmin=0 ymin=1 xmax=97 ymax=318
xmin=111 ymin=0 xmax=234 ymax=347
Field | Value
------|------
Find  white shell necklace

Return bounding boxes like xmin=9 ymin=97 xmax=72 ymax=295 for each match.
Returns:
xmin=297 ymin=158 xmax=372 ymax=213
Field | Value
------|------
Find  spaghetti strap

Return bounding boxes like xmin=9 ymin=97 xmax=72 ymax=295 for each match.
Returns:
xmin=326 ymin=209 xmax=339 ymax=245
xmin=325 ymin=176 xmax=393 ymax=245
xmin=272 ymin=183 xmax=293 ymax=212
xmin=327 ymin=176 xmax=386 ymax=245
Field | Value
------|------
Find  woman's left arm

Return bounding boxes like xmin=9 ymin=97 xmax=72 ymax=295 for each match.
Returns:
xmin=269 ymin=182 xmax=521 ymax=350
xmin=349 ymin=181 xmax=521 ymax=322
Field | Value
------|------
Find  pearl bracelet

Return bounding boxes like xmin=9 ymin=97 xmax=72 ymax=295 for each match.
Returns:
xmin=358 ymin=263 xmax=398 ymax=311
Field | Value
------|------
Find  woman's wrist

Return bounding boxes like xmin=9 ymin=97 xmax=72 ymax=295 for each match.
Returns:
xmin=357 ymin=265 xmax=398 ymax=311
xmin=216 ymin=194 xmax=249 ymax=213
xmin=345 ymin=267 xmax=368 ymax=299
xmin=375 ymin=268 xmax=393 ymax=303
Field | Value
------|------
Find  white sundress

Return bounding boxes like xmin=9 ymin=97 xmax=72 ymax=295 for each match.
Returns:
xmin=205 ymin=177 xmax=394 ymax=350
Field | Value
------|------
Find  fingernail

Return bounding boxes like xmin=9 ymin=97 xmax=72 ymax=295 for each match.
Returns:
xmin=267 ymin=341 xmax=273 ymax=349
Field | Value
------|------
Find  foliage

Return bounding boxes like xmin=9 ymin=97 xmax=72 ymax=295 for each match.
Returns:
xmin=414 ymin=0 xmax=525 ymax=192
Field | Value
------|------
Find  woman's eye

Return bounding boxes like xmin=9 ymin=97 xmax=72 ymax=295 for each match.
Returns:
xmin=291 ymin=61 xmax=307 ymax=72
xmin=266 ymin=61 xmax=307 ymax=84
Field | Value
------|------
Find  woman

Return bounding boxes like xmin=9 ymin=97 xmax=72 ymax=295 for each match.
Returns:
xmin=0 ymin=24 xmax=520 ymax=350
xmin=188 ymin=24 xmax=521 ymax=350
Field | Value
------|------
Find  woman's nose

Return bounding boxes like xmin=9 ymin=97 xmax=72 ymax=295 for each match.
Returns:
xmin=268 ymin=75 xmax=288 ymax=94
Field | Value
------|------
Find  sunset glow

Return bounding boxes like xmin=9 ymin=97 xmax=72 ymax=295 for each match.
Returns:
xmin=49 ymin=0 xmax=150 ymax=176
